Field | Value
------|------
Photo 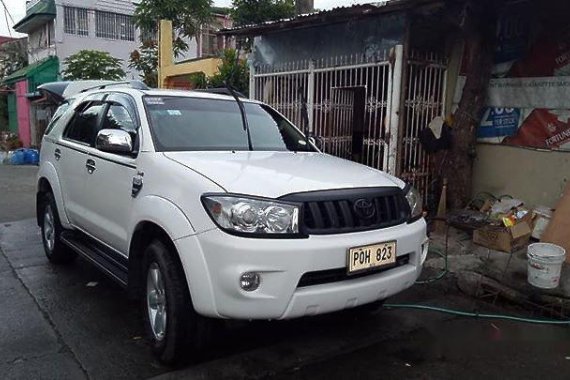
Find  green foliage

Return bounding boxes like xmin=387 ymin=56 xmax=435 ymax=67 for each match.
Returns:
xmin=134 ymin=0 xmax=213 ymax=52
xmin=0 ymin=39 xmax=28 ymax=78
xmin=208 ymin=49 xmax=249 ymax=95
xmin=62 ymin=50 xmax=125 ymax=81
xmin=231 ymin=0 xmax=295 ymax=26
xmin=129 ymin=41 xmax=159 ymax=88
xmin=188 ymin=72 xmax=208 ymax=89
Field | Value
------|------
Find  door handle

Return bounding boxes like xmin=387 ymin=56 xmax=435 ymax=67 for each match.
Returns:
xmin=54 ymin=148 xmax=61 ymax=160
xmin=86 ymin=159 xmax=96 ymax=174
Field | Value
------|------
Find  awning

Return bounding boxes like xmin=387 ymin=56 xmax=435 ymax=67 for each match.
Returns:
xmin=13 ymin=0 xmax=56 ymax=34
xmin=2 ymin=56 xmax=58 ymax=85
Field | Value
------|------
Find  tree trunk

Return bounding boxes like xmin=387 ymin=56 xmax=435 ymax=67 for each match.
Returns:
xmin=444 ymin=1 xmax=497 ymax=209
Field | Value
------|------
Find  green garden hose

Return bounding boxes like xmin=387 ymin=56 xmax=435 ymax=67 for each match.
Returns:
xmin=383 ymin=303 xmax=570 ymax=325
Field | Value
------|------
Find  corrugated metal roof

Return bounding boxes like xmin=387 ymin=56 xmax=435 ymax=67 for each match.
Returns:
xmin=218 ymin=0 xmax=442 ymax=36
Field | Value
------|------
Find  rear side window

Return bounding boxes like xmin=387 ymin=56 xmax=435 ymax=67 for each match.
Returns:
xmin=45 ymin=102 xmax=72 ymax=136
xmin=63 ymin=103 xmax=105 ymax=145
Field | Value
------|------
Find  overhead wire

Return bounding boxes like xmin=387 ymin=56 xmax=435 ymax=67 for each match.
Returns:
xmin=0 ymin=0 xmax=15 ymax=38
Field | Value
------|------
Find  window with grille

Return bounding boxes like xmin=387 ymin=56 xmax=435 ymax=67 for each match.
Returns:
xmin=95 ymin=11 xmax=135 ymax=41
xmin=64 ymin=7 xmax=89 ymax=36
xmin=140 ymin=27 xmax=157 ymax=43
xmin=201 ymin=27 xmax=219 ymax=57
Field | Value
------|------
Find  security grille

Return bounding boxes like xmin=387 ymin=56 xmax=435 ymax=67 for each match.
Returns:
xmin=252 ymin=52 xmax=396 ymax=173
xmin=64 ymin=7 xmax=89 ymax=36
xmin=95 ymin=11 xmax=135 ymax=41
xmin=400 ymin=50 xmax=447 ymax=202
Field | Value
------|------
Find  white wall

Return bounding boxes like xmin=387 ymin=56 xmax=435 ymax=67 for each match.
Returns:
xmin=473 ymin=144 xmax=570 ymax=208
xmin=53 ymin=0 xmax=140 ymax=79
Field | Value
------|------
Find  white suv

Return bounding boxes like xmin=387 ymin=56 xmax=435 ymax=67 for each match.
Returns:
xmin=37 ymin=84 xmax=428 ymax=364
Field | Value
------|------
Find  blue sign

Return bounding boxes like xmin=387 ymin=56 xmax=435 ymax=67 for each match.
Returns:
xmin=478 ymin=108 xmax=521 ymax=138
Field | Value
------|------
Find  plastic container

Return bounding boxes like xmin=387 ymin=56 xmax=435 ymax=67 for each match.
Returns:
xmin=527 ymin=243 xmax=566 ymax=289
xmin=10 ymin=149 xmax=26 ymax=165
xmin=531 ymin=207 xmax=553 ymax=240
xmin=24 ymin=149 xmax=40 ymax=165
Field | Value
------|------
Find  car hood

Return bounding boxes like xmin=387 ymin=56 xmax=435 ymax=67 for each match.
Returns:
xmin=163 ymin=151 xmax=404 ymax=198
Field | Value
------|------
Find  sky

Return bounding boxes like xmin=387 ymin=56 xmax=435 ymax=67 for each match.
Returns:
xmin=0 ymin=0 xmax=372 ymax=37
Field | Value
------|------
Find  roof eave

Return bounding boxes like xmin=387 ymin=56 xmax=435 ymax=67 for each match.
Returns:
xmin=218 ymin=0 xmax=444 ymax=36
xmin=13 ymin=13 xmax=56 ymax=33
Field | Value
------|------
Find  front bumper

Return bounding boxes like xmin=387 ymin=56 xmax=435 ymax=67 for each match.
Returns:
xmin=175 ymin=219 xmax=427 ymax=319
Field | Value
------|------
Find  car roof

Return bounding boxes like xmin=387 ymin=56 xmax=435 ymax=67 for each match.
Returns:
xmin=40 ymin=80 xmax=257 ymax=105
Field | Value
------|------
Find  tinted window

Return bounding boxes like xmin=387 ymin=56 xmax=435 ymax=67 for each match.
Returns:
xmin=64 ymin=103 xmax=104 ymax=145
xmin=45 ymin=102 xmax=71 ymax=136
xmin=143 ymin=96 xmax=313 ymax=152
xmin=101 ymin=104 xmax=136 ymax=134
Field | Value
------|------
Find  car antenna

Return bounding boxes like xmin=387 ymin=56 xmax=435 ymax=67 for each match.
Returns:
xmin=224 ymin=51 xmax=253 ymax=151
xmin=297 ymin=87 xmax=312 ymax=151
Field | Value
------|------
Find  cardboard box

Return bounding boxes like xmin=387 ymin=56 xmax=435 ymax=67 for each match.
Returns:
xmin=473 ymin=219 xmax=532 ymax=253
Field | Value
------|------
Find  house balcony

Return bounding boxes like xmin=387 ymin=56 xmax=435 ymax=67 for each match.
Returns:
xmin=13 ymin=0 xmax=56 ymax=34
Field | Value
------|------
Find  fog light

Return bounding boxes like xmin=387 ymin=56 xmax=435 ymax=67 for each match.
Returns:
xmin=240 ymin=272 xmax=260 ymax=291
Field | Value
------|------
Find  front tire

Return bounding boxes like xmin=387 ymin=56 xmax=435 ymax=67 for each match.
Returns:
xmin=143 ymin=239 xmax=212 ymax=365
xmin=40 ymin=193 xmax=76 ymax=264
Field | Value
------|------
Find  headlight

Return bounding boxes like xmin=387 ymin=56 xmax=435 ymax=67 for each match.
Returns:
xmin=404 ymin=185 xmax=423 ymax=222
xmin=202 ymin=194 xmax=302 ymax=237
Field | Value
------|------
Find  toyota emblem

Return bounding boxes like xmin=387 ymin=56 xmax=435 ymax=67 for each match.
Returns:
xmin=353 ymin=198 xmax=376 ymax=219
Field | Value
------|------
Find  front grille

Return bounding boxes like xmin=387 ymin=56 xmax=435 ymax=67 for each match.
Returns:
xmin=281 ymin=187 xmax=410 ymax=235
xmin=297 ymin=254 xmax=410 ymax=288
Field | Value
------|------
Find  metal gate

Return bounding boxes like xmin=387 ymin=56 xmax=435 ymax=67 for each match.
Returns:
xmin=250 ymin=46 xmax=446 ymax=201
xmin=251 ymin=49 xmax=402 ymax=173
xmin=400 ymin=50 xmax=447 ymax=201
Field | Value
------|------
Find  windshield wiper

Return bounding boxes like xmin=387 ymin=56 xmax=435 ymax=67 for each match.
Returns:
xmin=297 ymin=87 xmax=312 ymax=152
xmin=225 ymin=82 xmax=253 ymax=151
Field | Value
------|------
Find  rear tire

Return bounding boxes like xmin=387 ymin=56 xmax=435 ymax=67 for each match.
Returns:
xmin=40 ymin=193 xmax=76 ymax=264
xmin=142 ymin=239 xmax=212 ymax=365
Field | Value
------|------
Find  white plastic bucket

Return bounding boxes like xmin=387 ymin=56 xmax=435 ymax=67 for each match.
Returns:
xmin=527 ymin=243 xmax=566 ymax=289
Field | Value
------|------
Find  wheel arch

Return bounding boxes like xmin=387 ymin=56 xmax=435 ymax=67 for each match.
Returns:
xmin=128 ymin=221 xmax=181 ymax=298
xmin=36 ymin=177 xmax=53 ymax=226
xmin=36 ymin=162 xmax=69 ymax=228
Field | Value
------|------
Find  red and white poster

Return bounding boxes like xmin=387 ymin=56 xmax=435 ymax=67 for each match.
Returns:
xmin=472 ymin=0 xmax=570 ymax=151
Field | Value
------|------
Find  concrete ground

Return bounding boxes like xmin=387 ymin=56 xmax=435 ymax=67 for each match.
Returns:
xmin=428 ymin=228 xmax=570 ymax=316
xmin=0 ymin=165 xmax=38 ymax=223
xmin=1 ymin=166 xmax=570 ymax=379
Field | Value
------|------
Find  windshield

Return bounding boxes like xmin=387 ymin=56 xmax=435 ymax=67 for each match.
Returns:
xmin=143 ymin=96 xmax=314 ymax=152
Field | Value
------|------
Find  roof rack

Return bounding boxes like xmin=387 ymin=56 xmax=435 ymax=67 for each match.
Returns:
xmin=193 ymin=87 xmax=247 ymax=98
xmin=78 ymin=80 xmax=149 ymax=93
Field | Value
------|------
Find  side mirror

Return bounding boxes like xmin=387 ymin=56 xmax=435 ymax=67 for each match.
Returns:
xmin=309 ymin=134 xmax=325 ymax=151
xmin=96 ymin=129 xmax=133 ymax=154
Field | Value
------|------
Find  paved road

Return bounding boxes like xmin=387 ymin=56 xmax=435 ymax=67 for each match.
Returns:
xmin=0 ymin=165 xmax=38 ymax=223
xmin=1 ymin=166 xmax=570 ymax=379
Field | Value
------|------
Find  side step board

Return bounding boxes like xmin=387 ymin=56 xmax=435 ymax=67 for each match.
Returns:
xmin=60 ymin=231 xmax=128 ymax=287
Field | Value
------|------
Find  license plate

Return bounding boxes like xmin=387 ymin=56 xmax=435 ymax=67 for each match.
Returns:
xmin=347 ymin=241 xmax=397 ymax=275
